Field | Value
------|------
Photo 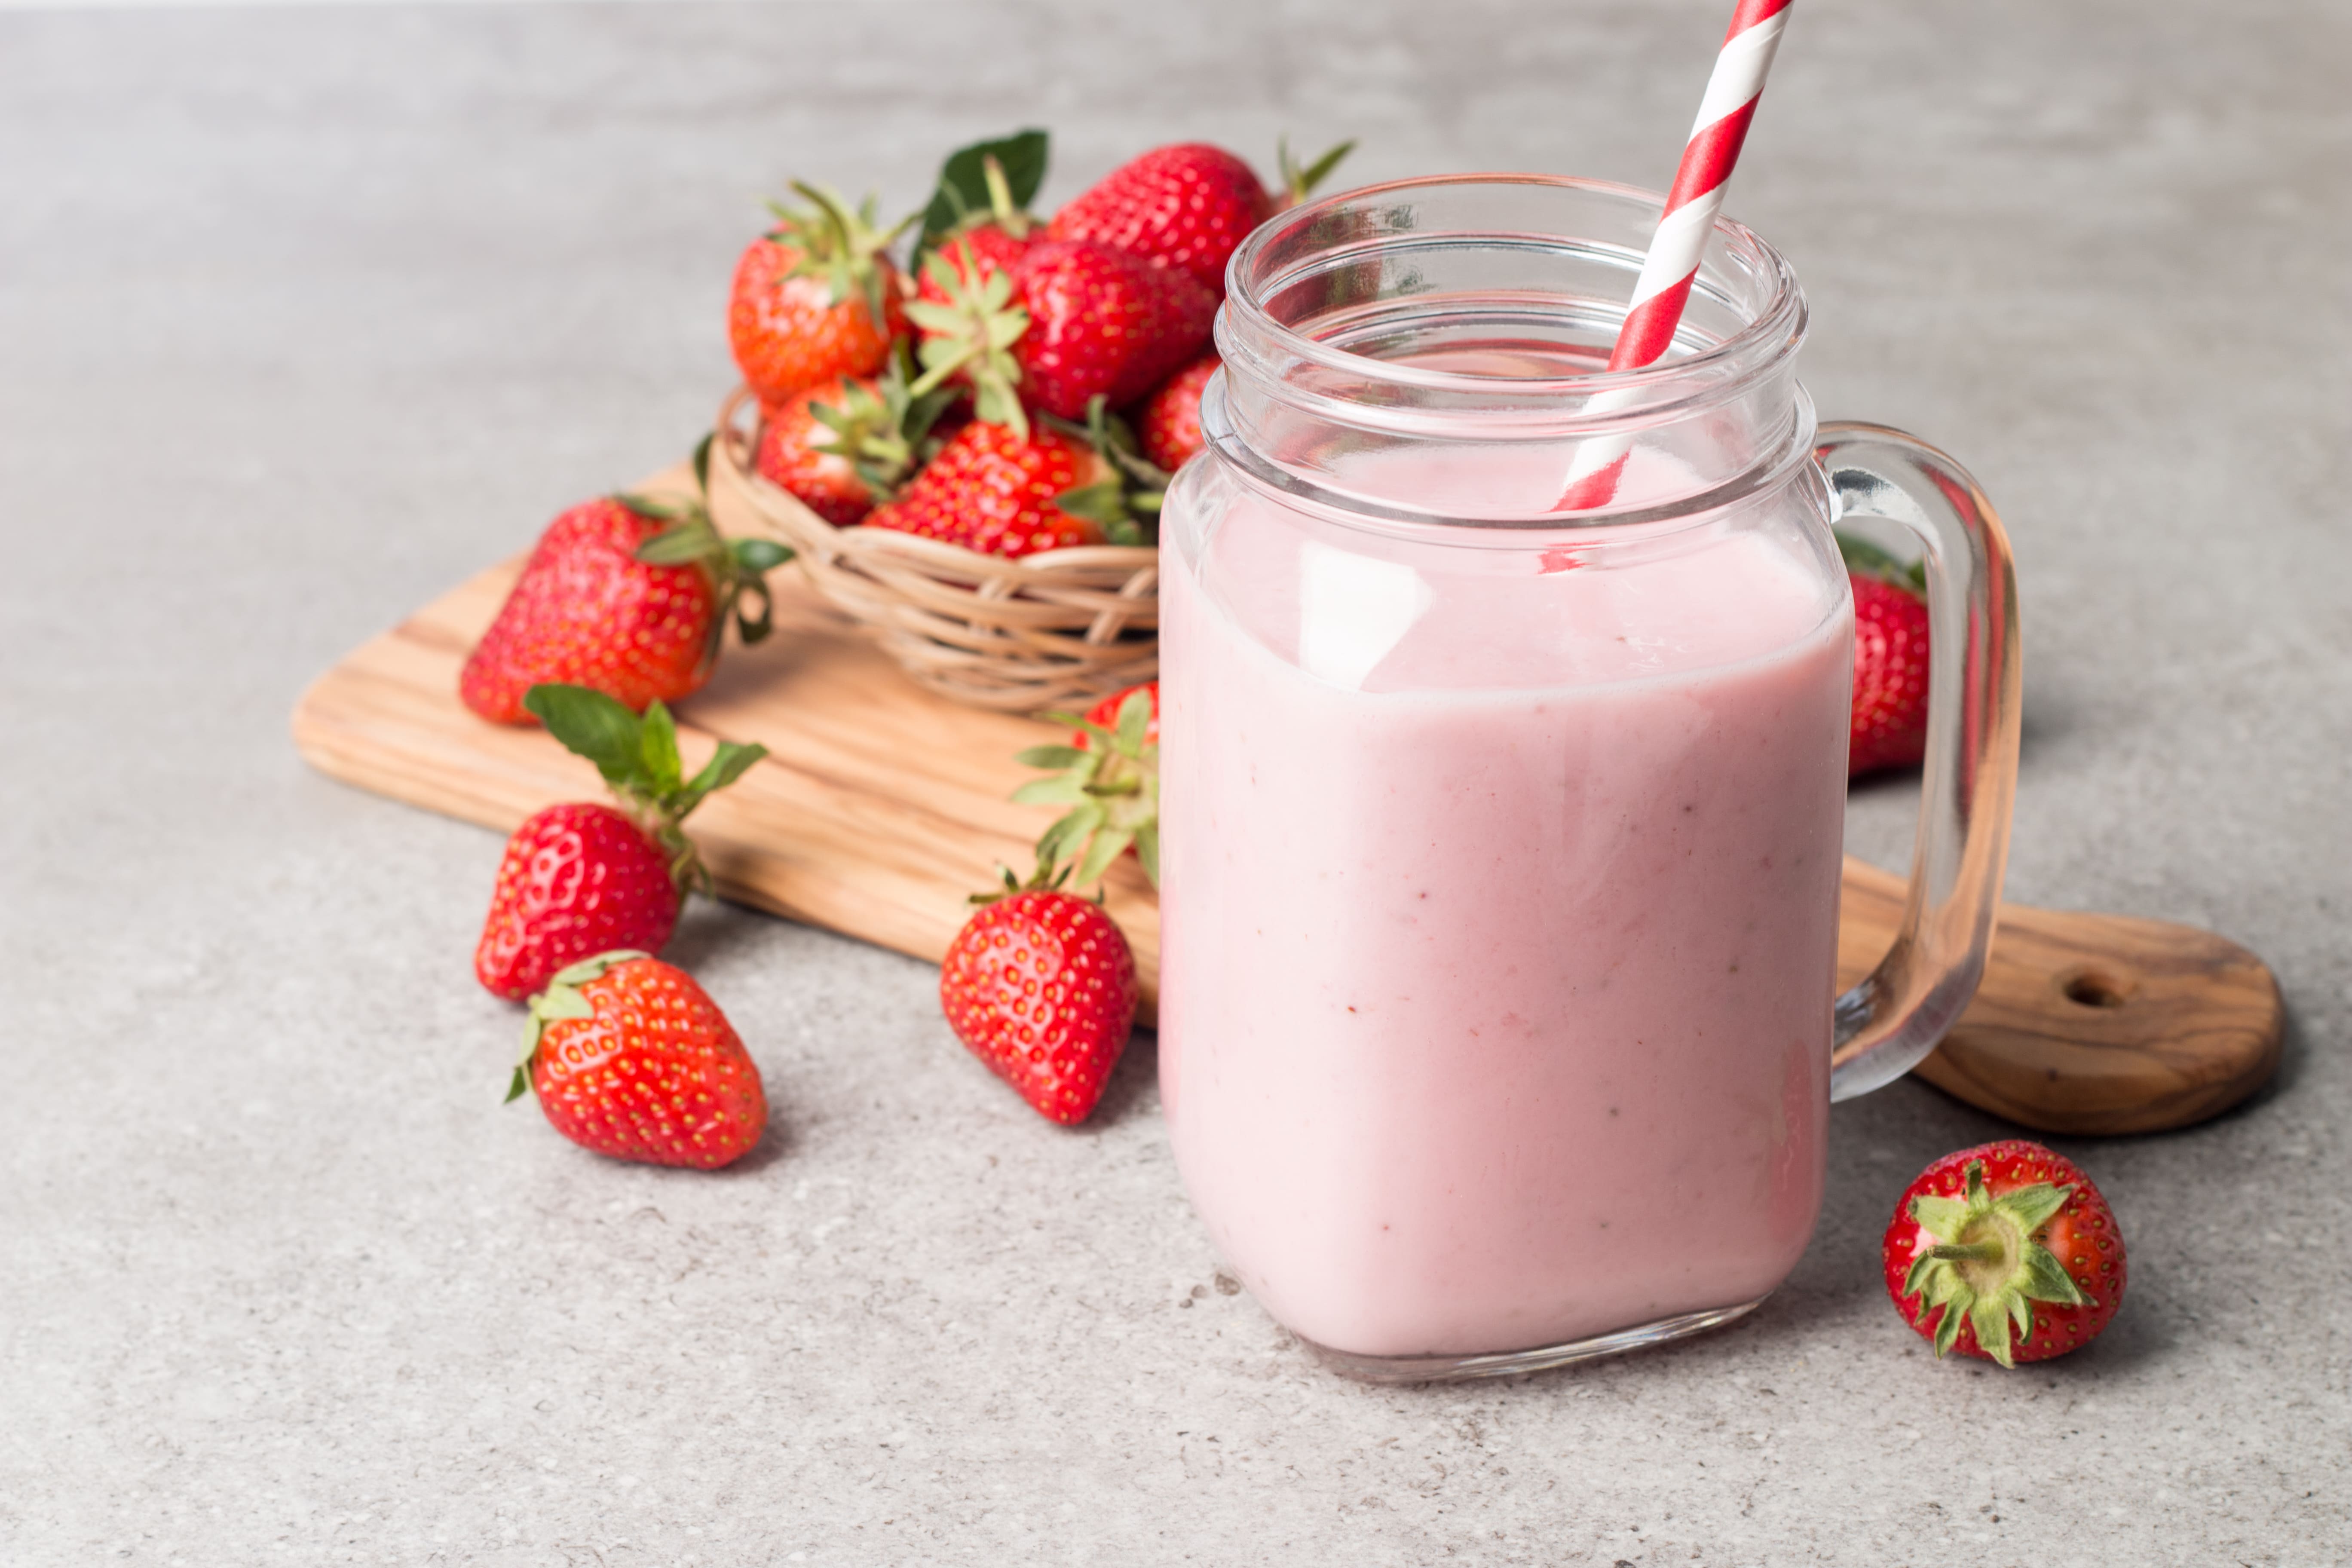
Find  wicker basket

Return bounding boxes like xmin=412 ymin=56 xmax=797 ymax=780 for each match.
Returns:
xmin=709 ymin=387 xmax=1161 ymax=714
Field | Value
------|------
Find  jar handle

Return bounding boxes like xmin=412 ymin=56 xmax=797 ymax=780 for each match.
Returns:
xmin=1817 ymin=422 xmax=2024 ymax=1099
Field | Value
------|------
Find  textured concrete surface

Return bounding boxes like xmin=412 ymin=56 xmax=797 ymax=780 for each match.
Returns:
xmin=3 ymin=2 xmax=2347 ymax=1563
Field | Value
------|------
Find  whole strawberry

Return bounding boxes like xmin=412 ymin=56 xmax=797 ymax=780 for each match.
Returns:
xmin=940 ymin=865 xmax=1139 ymax=1125
xmin=1840 ymin=530 xmax=1932 ymax=776
xmin=474 ymin=685 xmax=765 ymax=1001
xmin=729 ymin=184 xmax=912 ymax=407
xmin=862 ymin=417 xmax=1111 ymax=559
xmin=1045 ymin=140 xmax=1353 ymax=296
xmin=510 ymin=951 xmax=768 ymax=1169
xmin=1883 ymin=1140 xmax=2126 ymax=1367
xmin=1137 ymin=352 xmax=1219 ymax=472
xmin=907 ymin=237 xmax=1216 ymax=428
xmin=460 ymin=442 xmax=792 ymax=724
xmin=754 ymin=358 xmax=958 ymax=527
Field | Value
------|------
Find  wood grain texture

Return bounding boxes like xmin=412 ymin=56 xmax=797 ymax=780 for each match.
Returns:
xmin=293 ymin=466 xmax=2281 ymax=1135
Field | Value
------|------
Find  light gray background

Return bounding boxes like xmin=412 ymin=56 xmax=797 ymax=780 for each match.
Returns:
xmin=3 ymin=2 xmax=2346 ymax=1563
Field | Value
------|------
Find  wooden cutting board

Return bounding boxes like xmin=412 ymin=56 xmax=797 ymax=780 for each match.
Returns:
xmin=292 ymin=466 xmax=2282 ymax=1136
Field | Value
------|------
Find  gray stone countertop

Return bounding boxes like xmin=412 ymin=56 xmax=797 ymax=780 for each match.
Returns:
xmin=3 ymin=2 xmax=2346 ymax=1563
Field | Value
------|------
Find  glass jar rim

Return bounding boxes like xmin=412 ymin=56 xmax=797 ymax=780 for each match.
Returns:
xmin=1221 ymin=171 xmax=1807 ymax=416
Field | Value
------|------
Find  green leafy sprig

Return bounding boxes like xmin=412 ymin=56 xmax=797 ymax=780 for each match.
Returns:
xmin=521 ymin=683 xmax=766 ymax=894
xmin=625 ymin=434 xmax=795 ymax=660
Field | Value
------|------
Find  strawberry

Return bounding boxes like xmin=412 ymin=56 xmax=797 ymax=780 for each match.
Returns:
xmin=1839 ymin=530 xmax=1932 ymax=776
xmin=1044 ymin=139 xmax=1354 ymax=296
xmin=753 ymin=355 xmax=959 ymax=527
xmin=510 ymin=951 xmax=767 ymax=1169
xmin=1136 ymin=352 xmax=1219 ymax=472
xmin=1883 ymin=1140 xmax=2126 ymax=1367
xmin=728 ymin=184 xmax=913 ymax=407
xmin=939 ymin=865 xmax=1139 ymax=1125
xmin=1015 ymin=683 xmax=1161 ymax=888
xmin=475 ymin=685 xmax=765 ymax=1001
xmin=861 ymin=417 xmax=1111 ymax=559
xmin=460 ymin=441 xmax=793 ymax=724
xmin=907 ymin=236 xmax=1216 ymax=429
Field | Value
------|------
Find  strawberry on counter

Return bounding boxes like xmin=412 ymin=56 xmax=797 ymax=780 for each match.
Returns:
xmin=1884 ymin=1140 xmax=2127 ymax=1366
xmin=474 ymin=684 xmax=766 ymax=1001
xmin=939 ymin=864 xmax=1139 ymax=1126
xmin=511 ymin=951 xmax=768 ymax=1169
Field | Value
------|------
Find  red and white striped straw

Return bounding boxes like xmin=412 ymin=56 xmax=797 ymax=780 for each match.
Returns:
xmin=1562 ymin=0 xmax=1792 ymax=510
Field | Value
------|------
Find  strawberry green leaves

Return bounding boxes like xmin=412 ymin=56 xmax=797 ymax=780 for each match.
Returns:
xmin=1900 ymin=1159 xmax=2092 ymax=1367
xmin=1014 ymin=686 xmax=1160 ymax=890
xmin=1044 ymin=395 xmax=1170 ymax=546
xmin=1834 ymin=527 xmax=1929 ymax=596
xmin=1277 ymin=136 xmax=1357 ymax=206
xmin=768 ymin=181 xmax=917 ymax=323
xmin=804 ymin=346 xmax=961 ymax=501
xmin=522 ymin=683 xmax=766 ymax=892
xmin=906 ymin=255 xmax=1032 ymax=435
xmin=920 ymin=129 xmax=1049 ymax=255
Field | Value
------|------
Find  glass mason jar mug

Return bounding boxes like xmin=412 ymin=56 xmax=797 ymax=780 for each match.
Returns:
xmin=1156 ymin=175 xmax=2021 ymax=1382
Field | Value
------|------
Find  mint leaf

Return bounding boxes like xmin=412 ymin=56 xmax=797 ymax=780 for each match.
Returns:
xmin=525 ymin=684 xmax=644 ymax=788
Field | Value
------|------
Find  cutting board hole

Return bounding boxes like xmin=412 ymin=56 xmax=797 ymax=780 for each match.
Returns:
xmin=2061 ymin=967 xmax=2133 ymax=1009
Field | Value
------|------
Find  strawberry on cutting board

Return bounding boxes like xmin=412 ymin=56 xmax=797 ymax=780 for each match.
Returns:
xmin=1883 ymin=1140 xmax=2126 ymax=1366
xmin=511 ymin=951 xmax=768 ymax=1169
xmin=729 ymin=183 xmax=912 ymax=407
xmin=939 ymin=864 xmax=1139 ymax=1126
xmin=1838 ymin=529 xmax=1932 ymax=777
xmin=475 ymin=684 xmax=765 ymax=1001
xmin=460 ymin=441 xmax=793 ymax=724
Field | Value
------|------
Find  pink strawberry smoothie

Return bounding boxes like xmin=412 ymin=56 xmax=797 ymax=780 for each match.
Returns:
xmin=1158 ymin=443 xmax=1853 ymax=1360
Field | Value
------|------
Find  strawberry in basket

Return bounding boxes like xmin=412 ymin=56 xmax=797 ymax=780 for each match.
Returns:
xmin=1137 ymin=352 xmax=1220 ymax=472
xmin=729 ymin=183 xmax=913 ymax=408
xmin=754 ymin=352 xmax=960 ymax=527
xmin=908 ymin=232 xmax=1216 ymax=428
xmin=863 ymin=396 xmax=1167 ymax=558
xmin=1047 ymin=138 xmax=1354 ymax=295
